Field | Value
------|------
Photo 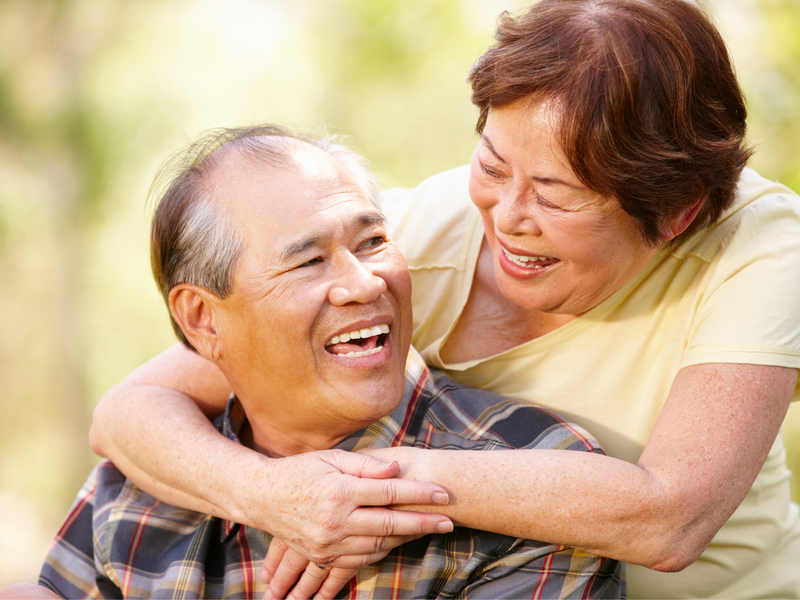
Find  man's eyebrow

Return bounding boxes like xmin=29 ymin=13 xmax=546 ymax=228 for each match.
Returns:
xmin=279 ymin=237 xmax=321 ymax=263
xmin=278 ymin=212 xmax=386 ymax=263
xmin=481 ymin=133 xmax=586 ymax=191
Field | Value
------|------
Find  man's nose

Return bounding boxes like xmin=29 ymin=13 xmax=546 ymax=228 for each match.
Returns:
xmin=328 ymin=254 xmax=387 ymax=306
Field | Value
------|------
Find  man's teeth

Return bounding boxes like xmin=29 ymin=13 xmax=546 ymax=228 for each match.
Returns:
xmin=326 ymin=324 xmax=390 ymax=347
xmin=503 ymin=248 xmax=550 ymax=269
xmin=337 ymin=346 xmax=384 ymax=358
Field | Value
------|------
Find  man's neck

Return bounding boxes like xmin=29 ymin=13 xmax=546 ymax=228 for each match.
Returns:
xmin=237 ymin=402 xmax=372 ymax=457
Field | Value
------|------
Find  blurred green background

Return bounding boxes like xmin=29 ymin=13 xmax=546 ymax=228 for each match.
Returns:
xmin=1 ymin=0 xmax=799 ymax=587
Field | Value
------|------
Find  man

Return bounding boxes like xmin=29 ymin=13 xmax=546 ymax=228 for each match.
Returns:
xmin=12 ymin=125 xmax=622 ymax=598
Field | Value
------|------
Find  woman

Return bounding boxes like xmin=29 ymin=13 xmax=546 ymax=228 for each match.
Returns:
xmin=91 ymin=0 xmax=800 ymax=597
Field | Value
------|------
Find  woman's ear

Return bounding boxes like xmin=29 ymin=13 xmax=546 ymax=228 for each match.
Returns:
xmin=663 ymin=195 xmax=707 ymax=241
xmin=169 ymin=285 xmax=222 ymax=361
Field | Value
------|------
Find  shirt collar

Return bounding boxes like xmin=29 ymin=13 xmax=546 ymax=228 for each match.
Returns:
xmin=214 ymin=348 xmax=432 ymax=537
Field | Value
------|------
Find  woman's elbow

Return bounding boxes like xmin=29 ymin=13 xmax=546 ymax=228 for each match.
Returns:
xmin=647 ymin=546 xmax=704 ymax=573
xmin=89 ymin=385 xmax=121 ymax=458
xmin=636 ymin=519 xmax=716 ymax=572
xmin=89 ymin=403 xmax=108 ymax=458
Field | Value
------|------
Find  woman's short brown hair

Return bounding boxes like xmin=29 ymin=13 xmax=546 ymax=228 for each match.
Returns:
xmin=469 ymin=0 xmax=752 ymax=245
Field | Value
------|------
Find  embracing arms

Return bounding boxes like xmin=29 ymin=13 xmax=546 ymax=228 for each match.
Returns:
xmin=92 ymin=345 xmax=797 ymax=572
xmin=90 ymin=344 xmax=454 ymax=565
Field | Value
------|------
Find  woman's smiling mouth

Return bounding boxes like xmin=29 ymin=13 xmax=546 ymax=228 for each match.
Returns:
xmin=502 ymin=247 xmax=559 ymax=269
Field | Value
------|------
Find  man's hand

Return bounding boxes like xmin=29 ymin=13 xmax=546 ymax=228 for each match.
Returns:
xmin=261 ymin=539 xmax=359 ymax=600
xmin=251 ymin=449 xmax=451 ymax=566
xmin=247 ymin=449 xmax=450 ymax=599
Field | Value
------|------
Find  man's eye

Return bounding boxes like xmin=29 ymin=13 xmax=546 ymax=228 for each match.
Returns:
xmin=360 ymin=236 xmax=385 ymax=250
xmin=298 ymin=257 xmax=323 ymax=268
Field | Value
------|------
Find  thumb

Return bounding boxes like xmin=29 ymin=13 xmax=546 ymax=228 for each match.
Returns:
xmin=325 ymin=450 xmax=400 ymax=479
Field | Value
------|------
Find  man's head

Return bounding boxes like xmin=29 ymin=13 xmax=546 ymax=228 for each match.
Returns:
xmin=150 ymin=125 xmax=413 ymax=456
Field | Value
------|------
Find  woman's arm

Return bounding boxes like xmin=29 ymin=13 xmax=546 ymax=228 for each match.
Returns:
xmin=89 ymin=343 xmax=454 ymax=565
xmin=376 ymin=362 xmax=797 ymax=570
xmin=90 ymin=344 xmax=237 ymax=514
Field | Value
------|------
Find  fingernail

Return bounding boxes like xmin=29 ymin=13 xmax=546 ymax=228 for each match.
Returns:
xmin=432 ymin=491 xmax=449 ymax=505
xmin=435 ymin=520 xmax=454 ymax=533
xmin=263 ymin=588 xmax=274 ymax=600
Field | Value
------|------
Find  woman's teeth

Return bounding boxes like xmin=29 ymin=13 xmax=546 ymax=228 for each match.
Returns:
xmin=326 ymin=324 xmax=389 ymax=346
xmin=503 ymin=248 xmax=550 ymax=268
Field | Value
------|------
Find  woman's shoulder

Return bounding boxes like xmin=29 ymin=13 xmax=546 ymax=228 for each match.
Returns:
xmin=673 ymin=167 xmax=800 ymax=260
xmin=380 ymin=166 xmax=480 ymax=268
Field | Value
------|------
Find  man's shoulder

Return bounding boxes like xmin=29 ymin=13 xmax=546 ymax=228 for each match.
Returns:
xmin=415 ymin=370 xmax=604 ymax=454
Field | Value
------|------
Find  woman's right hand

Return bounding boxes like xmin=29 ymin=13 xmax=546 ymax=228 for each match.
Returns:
xmin=90 ymin=344 xmax=452 ymax=579
xmin=255 ymin=448 xmax=452 ymax=567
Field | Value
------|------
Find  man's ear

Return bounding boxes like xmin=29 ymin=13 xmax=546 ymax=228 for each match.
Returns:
xmin=662 ymin=195 xmax=707 ymax=241
xmin=169 ymin=284 xmax=223 ymax=361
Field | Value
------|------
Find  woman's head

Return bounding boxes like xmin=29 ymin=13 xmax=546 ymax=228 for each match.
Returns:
xmin=469 ymin=0 xmax=752 ymax=245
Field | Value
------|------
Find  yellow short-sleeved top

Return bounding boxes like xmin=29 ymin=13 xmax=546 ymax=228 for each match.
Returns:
xmin=381 ymin=166 xmax=800 ymax=599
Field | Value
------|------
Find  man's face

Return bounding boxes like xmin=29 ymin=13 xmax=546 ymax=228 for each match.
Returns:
xmin=208 ymin=143 xmax=413 ymax=456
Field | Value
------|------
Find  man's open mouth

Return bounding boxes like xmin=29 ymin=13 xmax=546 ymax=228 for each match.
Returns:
xmin=325 ymin=324 xmax=390 ymax=357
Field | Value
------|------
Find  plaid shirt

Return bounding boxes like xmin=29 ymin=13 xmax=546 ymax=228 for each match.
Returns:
xmin=40 ymin=351 xmax=623 ymax=599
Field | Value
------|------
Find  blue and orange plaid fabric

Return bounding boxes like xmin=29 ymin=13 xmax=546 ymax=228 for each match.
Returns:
xmin=40 ymin=351 xmax=623 ymax=599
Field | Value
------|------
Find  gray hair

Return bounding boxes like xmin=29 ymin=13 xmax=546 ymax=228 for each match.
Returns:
xmin=149 ymin=124 xmax=382 ymax=350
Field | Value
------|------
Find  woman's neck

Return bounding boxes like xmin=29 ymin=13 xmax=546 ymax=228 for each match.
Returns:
xmin=440 ymin=239 xmax=576 ymax=364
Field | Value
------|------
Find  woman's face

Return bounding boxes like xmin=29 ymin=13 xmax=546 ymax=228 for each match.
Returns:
xmin=469 ymin=100 xmax=662 ymax=316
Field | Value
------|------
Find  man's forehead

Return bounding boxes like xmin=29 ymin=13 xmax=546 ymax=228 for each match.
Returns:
xmin=210 ymin=141 xmax=352 ymax=212
xmin=209 ymin=141 xmax=381 ymax=257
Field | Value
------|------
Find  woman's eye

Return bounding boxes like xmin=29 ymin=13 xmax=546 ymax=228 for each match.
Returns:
xmin=535 ymin=194 xmax=562 ymax=211
xmin=481 ymin=162 xmax=502 ymax=178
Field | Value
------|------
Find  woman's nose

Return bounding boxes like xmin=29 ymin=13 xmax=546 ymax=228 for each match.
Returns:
xmin=494 ymin=184 xmax=542 ymax=237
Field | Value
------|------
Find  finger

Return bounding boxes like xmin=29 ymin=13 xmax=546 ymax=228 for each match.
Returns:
xmin=341 ymin=506 xmax=453 ymax=539
xmin=262 ymin=538 xmax=290 ymax=584
xmin=325 ymin=450 xmax=400 ymax=480
xmin=264 ymin=548 xmax=311 ymax=599
xmin=285 ymin=564 xmax=355 ymax=600
xmin=348 ymin=476 xmax=450 ymax=508
xmin=319 ymin=548 xmax=395 ymax=570
xmin=312 ymin=568 xmax=360 ymax=600
xmin=303 ymin=534 xmax=428 ymax=569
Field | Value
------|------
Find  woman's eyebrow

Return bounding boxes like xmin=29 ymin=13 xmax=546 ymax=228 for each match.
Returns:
xmin=481 ymin=135 xmax=506 ymax=163
xmin=482 ymin=133 xmax=585 ymax=191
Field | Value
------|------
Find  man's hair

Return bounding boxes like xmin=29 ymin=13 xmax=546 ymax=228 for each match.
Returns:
xmin=469 ymin=0 xmax=752 ymax=245
xmin=149 ymin=124 xmax=382 ymax=350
